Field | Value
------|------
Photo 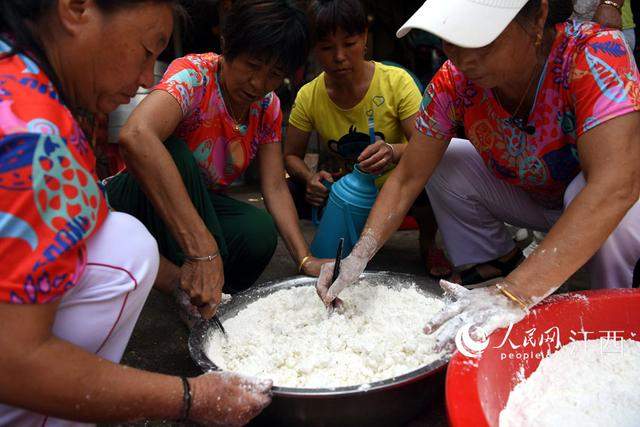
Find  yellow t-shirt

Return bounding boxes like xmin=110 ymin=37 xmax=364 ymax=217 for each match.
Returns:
xmin=622 ymin=1 xmax=634 ymax=30
xmin=288 ymin=61 xmax=422 ymax=186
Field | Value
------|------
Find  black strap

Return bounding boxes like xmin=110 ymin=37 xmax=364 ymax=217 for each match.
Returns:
xmin=460 ymin=250 xmax=524 ymax=287
xmin=178 ymin=377 xmax=192 ymax=422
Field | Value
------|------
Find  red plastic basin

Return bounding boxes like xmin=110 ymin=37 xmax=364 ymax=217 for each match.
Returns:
xmin=446 ymin=289 xmax=640 ymax=427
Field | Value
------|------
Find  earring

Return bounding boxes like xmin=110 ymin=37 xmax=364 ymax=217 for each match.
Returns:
xmin=535 ymin=32 xmax=543 ymax=48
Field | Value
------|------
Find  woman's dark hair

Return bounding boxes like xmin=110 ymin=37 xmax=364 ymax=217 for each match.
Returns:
xmin=307 ymin=0 xmax=368 ymax=45
xmin=222 ymin=0 xmax=309 ymax=75
xmin=516 ymin=0 xmax=573 ymax=28
xmin=0 ymin=0 xmax=184 ymax=107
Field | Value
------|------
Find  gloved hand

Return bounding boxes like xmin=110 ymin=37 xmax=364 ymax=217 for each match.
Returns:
xmin=424 ymin=280 xmax=529 ymax=352
xmin=189 ymin=371 xmax=272 ymax=427
xmin=315 ymin=253 xmax=368 ymax=307
xmin=316 ymin=229 xmax=380 ymax=307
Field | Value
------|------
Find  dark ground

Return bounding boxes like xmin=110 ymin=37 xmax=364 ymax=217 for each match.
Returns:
xmin=105 ymin=186 xmax=589 ymax=427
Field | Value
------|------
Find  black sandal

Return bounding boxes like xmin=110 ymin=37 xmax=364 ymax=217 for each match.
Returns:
xmin=459 ymin=250 xmax=525 ymax=287
xmin=426 ymin=247 xmax=453 ymax=280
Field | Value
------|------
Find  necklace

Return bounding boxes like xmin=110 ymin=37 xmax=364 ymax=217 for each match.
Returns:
xmin=226 ymin=96 xmax=247 ymax=134
xmin=494 ymin=58 xmax=542 ymax=135
xmin=217 ymin=66 xmax=248 ymax=134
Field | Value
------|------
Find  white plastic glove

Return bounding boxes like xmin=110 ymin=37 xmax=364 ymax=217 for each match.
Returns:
xmin=189 ymin=371 xmax=272 ymax=427
xmin=315 ymin=253 xmax=368 ymax=307
xmin=315 ymin=230 xmax=380 ymax=308
xmin=424 ymin=280 xmax=529 ymax=352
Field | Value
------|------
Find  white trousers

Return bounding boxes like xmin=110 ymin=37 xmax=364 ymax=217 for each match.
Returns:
xmin=426 ymin=139 xmax=640 ymax=289
xmin=0 ymin=212 xmax=159 ymax=427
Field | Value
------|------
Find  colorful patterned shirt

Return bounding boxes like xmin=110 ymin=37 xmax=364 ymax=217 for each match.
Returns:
xmin=417 ymin=21 xmax=640 ymax=209
xmin=0 ymin=40 xmax=109 ymax=304
xmin=154 ymin=53 xmax=282 ymax=191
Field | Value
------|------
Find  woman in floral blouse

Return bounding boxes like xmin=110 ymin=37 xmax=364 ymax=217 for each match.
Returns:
xmin=316 ymin=0 xmax=640 ymax=349
xmin=107 ymin=0 xmax=328 ymax=323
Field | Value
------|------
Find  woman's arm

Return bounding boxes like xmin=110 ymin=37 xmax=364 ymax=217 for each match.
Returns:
xmin=283 ymin=124 xmax=314 ymax=183
xmin=283 ymin=124 xmax=334 ymax=206
xmin=423 ymin=112 xmax=640 ymax=351
xmin=316 ymin=132 xmax=449 ymax=304
xmin=119 ymin=90 xmax=223 ymax=316
xmin=393 ymin=112 xmax=419 ymax=161
xmin=595 ymin=0 xmax=624 ymax=29
xmin=0 ymin=303 xmax=182 ymax=422
xmin=259 ymin=142 xmax=329 ymax=276
xmin=505 ymin=112 xmax=640 ymax=303
xmin=0 ymin=303 xmax=272 ymax=424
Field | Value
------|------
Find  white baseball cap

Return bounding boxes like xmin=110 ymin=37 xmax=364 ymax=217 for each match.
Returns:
xmin=397 ymin=0 xmax=529 ymax=48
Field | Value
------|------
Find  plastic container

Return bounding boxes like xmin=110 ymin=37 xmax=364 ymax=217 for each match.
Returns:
xmin=445 ymin=288 xmax=640 ymax=427
xmin=310 ymin=166 xmax=378 ymax=258
xmin=108 ymin=61 xmax=168 ymax=144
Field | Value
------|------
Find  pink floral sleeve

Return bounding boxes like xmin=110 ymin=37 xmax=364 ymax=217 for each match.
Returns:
xmin=256 ymin=92 xmax=282 ymax=145
xmin=415 ymin=61 xmax=463 ymax=141
xmin=567 ymin=29 xmax=640 ymax=136
xmin=154 ymin=55 xmax=209 ymax=118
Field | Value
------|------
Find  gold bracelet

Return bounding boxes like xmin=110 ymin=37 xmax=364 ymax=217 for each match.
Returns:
xmin=601 ymin=0 xmax=622 ymax=10
xmin=495 ymin=283 xmax=530 ymax=312
xmin=298 ymin=255 xmax=312 ymax=273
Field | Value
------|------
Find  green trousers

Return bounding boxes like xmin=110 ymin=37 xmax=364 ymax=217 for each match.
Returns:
xmin=105 ymin=137 xmax=277 ymax=293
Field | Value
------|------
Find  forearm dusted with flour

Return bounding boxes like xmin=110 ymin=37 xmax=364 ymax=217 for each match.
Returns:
xmin=315 ymin=134 xmax=449 ymax=305
xmin=504 ymin=113 xmax=640 ymax=305
xmin=353 ymin=132 xmax=450 ymax=260
xmin=0 ymin=303 xmax=183 ymax=422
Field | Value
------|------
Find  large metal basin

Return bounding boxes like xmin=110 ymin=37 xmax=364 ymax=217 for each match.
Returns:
xmin=189 ymin=271 xmax=449 ymax=427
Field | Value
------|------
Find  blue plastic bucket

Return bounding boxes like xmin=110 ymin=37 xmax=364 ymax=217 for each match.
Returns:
xmin=310 ymin=167 xmax=378 ymax=258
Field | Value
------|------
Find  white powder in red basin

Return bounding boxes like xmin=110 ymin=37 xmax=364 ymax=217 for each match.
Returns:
xmin=205 ymin=282 xmax=446 ymax=388
xmin=500 ymin=338 xmax=640 ymax=427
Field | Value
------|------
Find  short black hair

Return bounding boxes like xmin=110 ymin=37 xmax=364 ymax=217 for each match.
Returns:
xmin=222 ymin=0 xmax=309 ymax=75
xmin=307 ymin=0 xmax=368 ymax=45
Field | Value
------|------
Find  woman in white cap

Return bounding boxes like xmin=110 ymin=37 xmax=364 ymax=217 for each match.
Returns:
xmin=316 ymin=0 xmax=640 ymax=348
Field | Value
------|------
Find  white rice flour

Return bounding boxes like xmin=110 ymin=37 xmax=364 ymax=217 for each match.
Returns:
xmin=205 ymin=282 xmax=446 ymax=388
xmin=500 ymin=338 xmax=640 ymax=427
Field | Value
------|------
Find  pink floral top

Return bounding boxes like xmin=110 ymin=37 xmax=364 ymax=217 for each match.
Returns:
xmin=154 ymin=53 xmax=282 ymax=190
xmin=0 ymin=39 xmax=108 ymax=304
xmin=417 ymin=21 xmax=640 ymax=208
